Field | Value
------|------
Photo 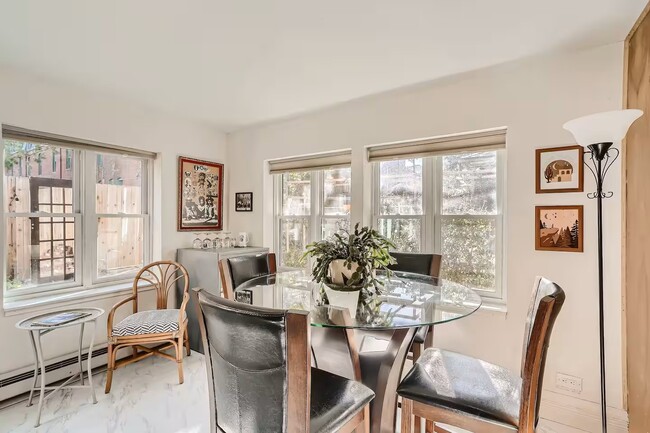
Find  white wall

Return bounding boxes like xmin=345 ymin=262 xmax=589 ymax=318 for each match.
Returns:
xmin=0 ymin=66 xmax=227 ymax=375
xmin=227 ymin=43 xmax=627 ymax=426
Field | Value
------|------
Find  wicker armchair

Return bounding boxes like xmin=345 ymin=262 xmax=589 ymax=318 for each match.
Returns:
xmin=105 ymin=261 xmax=190 ymax=393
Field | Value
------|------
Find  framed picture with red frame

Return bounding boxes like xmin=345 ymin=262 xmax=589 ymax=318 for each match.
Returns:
xmin=177 ymin=156 xmax=223 ymax=231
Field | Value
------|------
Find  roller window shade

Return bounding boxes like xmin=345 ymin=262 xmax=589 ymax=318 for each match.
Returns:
xmin=268 ymin=149 xmax=352 ymax=174
xmin=2 ymin=125 xmax=157 ymax=159
xmin=367 ymin=127 xmax=507 ymax=162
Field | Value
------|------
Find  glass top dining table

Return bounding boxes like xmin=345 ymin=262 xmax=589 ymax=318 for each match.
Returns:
xmin=234 ymin=269 xmax=482 ymax=433
xmin=234 ymin=269 xmax=482 ymax=330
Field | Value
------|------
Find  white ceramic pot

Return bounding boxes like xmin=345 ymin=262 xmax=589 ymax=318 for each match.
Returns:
xmin=323 ymin=286 xmax=360 ymax=319
xmin=328 ymin=259 xmax=360 ymax=286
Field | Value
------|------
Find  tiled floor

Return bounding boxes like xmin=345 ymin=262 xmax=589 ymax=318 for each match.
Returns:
xmin=0 ymin=354 xmax=209 ymax=433
xmin=0 ymin=353 xmax=585 ymax=433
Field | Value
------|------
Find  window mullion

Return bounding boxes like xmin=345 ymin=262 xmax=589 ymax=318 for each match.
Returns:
xmin=72 ymin=148 xmax=83 ymax=288
xmin=311 ymin=170 xmax=320 ymax=242
xmin=1 ymin=138 xmax=5 ymax=299
xmin=496 ymin=150 xmax=506 ymax=300
xmin=274 ymin=174 xmax=281 ymax=260
xmin=82 ymin=150 xmax=94 ymax=288
xmin=371 ymin=162 xmax=378 ymax=227
xmin=423 ymin=157 xmax=436 ymax=253
xmin=146 ymin=159 xmax=152 ymax=264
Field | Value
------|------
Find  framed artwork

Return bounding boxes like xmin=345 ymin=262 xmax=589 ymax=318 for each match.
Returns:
xmin=177 ymin=156 xmax=223 ymax=231
xmin=535 ymin=205 xmax=583 ymax=252
xmin=235 ymin=289 xmax=253 ymax=305
xmin=235 ymin=192 xmax=253 ymax=212
xmin=536 ymin=145 xmax=584 ymax=193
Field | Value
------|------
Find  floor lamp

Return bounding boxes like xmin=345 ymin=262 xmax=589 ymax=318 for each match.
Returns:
xmin=563 ymin=109 xmax=643 ymax=433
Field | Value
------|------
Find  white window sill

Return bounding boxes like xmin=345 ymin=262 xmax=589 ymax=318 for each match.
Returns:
xmin=478 ymin=298 xmax=508 ymax=315
xmin=2 ymin=282 xmax=153 ymax=317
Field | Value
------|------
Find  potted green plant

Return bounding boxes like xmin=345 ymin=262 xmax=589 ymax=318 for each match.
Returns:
xmin=304 ymin=224 xmax=396 ymax=315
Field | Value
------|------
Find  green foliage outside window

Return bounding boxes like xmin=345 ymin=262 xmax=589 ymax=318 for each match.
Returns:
xmin=440 ymin=218 xmax=496 ymax=291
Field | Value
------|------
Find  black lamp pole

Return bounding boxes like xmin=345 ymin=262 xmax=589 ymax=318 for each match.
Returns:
xmin=584 ymin=141 xmax=619 ymax=433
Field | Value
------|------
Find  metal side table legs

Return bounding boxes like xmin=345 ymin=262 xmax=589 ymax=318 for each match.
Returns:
xmin=25 ymin=317 xmax=99 ymax=427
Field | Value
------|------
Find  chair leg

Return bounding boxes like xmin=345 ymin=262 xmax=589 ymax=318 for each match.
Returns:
xmin=362 ymin=405 xmax=370 ymax=433
xmin=423 ymin=327 xmax=435 ymax=433
xmin=401 ymin=398 xmax=414 ymax=433
xmin=176 ymin=338 xmax=184 ymax=384
xmin=105 ymin=344 xmax=114 ymax=394
xmin=184 ymin=329 xmax=191 ymax=356
xmin=352 ymin=405 xmax=370 ymax=433
xmin=433 ymin=424 xmax=453 ymax=433
xmin=411 ymin=343 xmax=422 ymax=431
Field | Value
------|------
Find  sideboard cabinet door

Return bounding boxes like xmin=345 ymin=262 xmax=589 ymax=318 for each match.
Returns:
xmin=176 ymin=247 xmax=270 ymax=353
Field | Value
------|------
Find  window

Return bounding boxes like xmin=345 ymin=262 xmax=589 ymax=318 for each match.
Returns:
xmin=376 ymin=158 xmax=424 ymax=252
xmin=65 ymin=149 xmax=72 ymax=170
xmin=374 ymin=151 xmax=504 ymax=299
xmin=94 ymin=153 xmax=148 ymax=280
xmin=3 ymin=133 xmax=152 ymax=299
xmin=276 ymin=167 xmax=351 ymax=268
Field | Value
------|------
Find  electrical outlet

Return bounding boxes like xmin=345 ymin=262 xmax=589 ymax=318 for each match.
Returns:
xmin=556 ymin=373 xmax=582 ymax=393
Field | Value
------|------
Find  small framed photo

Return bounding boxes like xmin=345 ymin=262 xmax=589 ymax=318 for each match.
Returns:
xmin=235 ymin=192 xmax=253 ymax=212
xmin=535 ymin=205 xmax=584 ymax=252
xmin=235 ymin=289 xmax=253 ymax=305
xmin=536 ymin=145 xmax=584 ymax=193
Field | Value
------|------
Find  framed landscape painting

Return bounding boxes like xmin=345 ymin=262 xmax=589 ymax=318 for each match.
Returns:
xmin=536 ymin=145 xmax=584 ymax=193
xmin=177 ymin=156 xmax=223 ymax=231
xmin=535 ymin=205 xmax=583 ymax=252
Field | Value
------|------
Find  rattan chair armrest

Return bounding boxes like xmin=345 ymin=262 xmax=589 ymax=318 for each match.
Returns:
xmin=107 ymin=295 xmax=137 ymax=337
xmin=178 ymin=291 xmax=190 ymax=327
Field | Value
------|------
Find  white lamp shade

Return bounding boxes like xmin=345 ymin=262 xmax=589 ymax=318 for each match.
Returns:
xmin=563 ymin=109 xmax=643 ymax=146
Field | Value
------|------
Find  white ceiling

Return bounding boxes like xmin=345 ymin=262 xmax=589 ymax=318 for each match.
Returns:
xmin=0 ymin=0 xmax=646 ymax=131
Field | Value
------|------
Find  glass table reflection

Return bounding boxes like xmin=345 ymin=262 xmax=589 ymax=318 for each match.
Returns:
xmin=235 ymin=270 xmax=482 ymax=433
xmin=235 ymin=270 xmax=482 ymax=329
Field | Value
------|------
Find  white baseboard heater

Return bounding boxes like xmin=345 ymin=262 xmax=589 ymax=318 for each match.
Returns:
xmin=0 ymin=347 xmax=108 ymax=404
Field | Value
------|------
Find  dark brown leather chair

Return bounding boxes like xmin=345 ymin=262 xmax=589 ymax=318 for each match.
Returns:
xmin=387 ymin=252 xmax=442 ymax=277
xmin=397 ymin=277 xmax=565 ymax=433
xmin=388 ymin=252 xmax=443 ymax=359
xmin=388 ymin=252 xmax=442 ymax=431
xmin=219 ymin=252 xmax=276 ymax=299
xmin=193 ymin=288 xmax=374 ymax=433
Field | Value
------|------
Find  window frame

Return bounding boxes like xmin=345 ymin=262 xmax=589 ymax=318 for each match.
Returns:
xmin=84 ymin=151 xmax=152 ymax=286
xmin=2 ymin=139 xmax=153 ymax=302
xmin=372 ymin=151 xmax=505 ymax=301
xmin=3 ymin=146 xmax=83 ymax=299
xmin=372 ymin=157 xmax=431 ymax=253
xmin=274 ymin=168 xmax=351 ymax=269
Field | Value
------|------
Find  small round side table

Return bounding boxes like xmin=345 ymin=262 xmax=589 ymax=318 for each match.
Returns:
xmin=16 ymin=307 xmax=104 ymax=427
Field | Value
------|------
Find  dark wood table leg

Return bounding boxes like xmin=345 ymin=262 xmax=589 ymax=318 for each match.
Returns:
xmin=423 ymin=327 xmax=435 ymax=433
xmin=312 ymin=326 xmax=417 ymax=433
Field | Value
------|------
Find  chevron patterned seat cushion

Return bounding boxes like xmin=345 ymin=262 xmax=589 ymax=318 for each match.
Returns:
xmin=112 ymin=309 xmax=182 ymax=337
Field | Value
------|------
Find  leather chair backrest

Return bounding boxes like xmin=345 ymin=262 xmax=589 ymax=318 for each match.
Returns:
xmin=194 ymin=288 xmax=308 ymax=433
xmin=387 ymin=252 xmax=442 ymax=277
xmin=519 ymin=277 xmax=565 ymax=429
xmin=226 ymin=253 xmax=277 ymax=290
